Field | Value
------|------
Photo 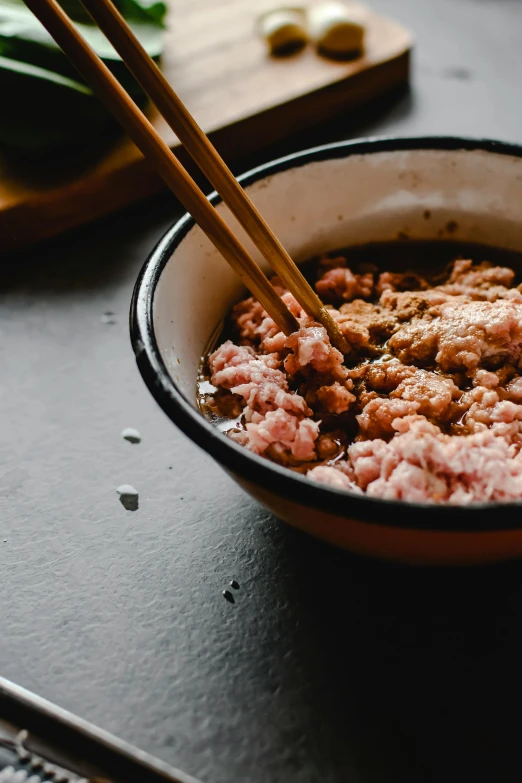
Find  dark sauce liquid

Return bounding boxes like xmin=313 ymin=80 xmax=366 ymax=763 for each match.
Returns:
xmin=197 ymin=240 xmax=522 ymax=438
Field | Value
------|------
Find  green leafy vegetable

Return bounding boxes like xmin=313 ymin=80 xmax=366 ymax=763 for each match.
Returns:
xmin=0 ymin=0 xmax=167 ymax=151
xmin=58 ymin=0 xmax=167 ymax=26
xmin=0 ymin=54 xmax=114 ymax=148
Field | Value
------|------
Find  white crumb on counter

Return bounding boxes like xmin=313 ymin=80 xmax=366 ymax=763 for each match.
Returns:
xmin=117 ymin=485 xmax=139 ymax=511
xmin=121 ymin=427 xmax=141 ymax=444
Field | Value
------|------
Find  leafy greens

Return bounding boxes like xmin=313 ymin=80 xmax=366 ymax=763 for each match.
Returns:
xmin=0 ymin=0 xmax=167 ymax=150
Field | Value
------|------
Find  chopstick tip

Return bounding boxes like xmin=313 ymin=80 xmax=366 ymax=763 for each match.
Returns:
xmin=319 ymin=306 xmax=350 ymax=355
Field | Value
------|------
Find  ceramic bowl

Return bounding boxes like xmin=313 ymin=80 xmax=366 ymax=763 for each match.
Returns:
xmin=131 ymin=137 xmax=522 ymax=566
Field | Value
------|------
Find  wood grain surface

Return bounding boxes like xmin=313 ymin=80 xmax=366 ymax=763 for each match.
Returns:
xmin=0 ymin=0 xmax=411 ymax=252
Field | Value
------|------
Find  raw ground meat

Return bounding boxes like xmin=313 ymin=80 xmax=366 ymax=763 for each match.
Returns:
xmin=316 ymin=266 xmax=374 ymax=302
xmin=347 ymin=416 xmax=522 ymax=504
xmin=389 ymin=299 xmax=522 ymax=371
xmin=203 ymin=254 xmax=522 ymax=505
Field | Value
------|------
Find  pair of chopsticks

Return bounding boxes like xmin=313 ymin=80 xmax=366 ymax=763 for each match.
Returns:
xmin=25 ymin=0 xmax=349 ymax=353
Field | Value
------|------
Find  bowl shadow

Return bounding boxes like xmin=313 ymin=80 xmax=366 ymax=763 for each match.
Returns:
xmin=277 ymin=524 xmax=522 ymax=782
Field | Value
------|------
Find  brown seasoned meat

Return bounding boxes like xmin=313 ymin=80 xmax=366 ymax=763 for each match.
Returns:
xmin=333 ymin=300 xmax=397 ymax=354
xmin=390 ymin=299 xmax=522 ymax=372
xmin=315 ymin=382 xmax=356 ymax=414
xmin=379 ymin=289 xmax=454 ymax=320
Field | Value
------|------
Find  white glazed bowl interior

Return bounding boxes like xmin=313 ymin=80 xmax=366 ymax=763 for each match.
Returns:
xmin=153 ymin=141 xmax=522 ymax=406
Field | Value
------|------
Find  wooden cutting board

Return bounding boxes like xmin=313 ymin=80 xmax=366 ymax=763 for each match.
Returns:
xmin=0 ymin=0 xmax=412 ymax=253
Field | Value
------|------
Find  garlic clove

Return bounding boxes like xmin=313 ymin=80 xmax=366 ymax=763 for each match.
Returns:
xmin=258 ymin=7 xmax=308 ymax=55
xmin=308 ymin=2 xmax=366 ymax=57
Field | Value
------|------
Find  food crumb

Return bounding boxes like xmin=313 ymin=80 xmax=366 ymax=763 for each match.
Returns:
xmin=222 ymin=590 xmax=235 ymax=603
xmin=121 ymin=427 xmax=141 ymax=444
xmin=117 ymin=484 xmax=139 ymax=511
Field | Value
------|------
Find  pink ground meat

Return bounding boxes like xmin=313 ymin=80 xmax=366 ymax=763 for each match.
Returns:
xmin=204 ymin=256 xmax=522 ymax=505
xmin=209 ymin=342 xmax=284 ymax=394
xmin=345 ymin=417 xmax=522 ymax=504
xmin=316 ymin=267 xmax=374 ymax=302
xmin=245 ymin=409 xmax=319 ymax=462
xmin=284 ymin=324 xmax=348 ymax=380
xmin=357 ymin=397 xmax=421 ymax=439
xmin=307 ymin=465 xmax=361 ymax=491
xmin=437 ymin=259 xmax=517 ymax=300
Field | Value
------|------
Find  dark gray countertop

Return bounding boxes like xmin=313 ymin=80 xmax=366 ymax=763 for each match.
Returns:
xmin=2 ymin=1 xmax=522 ymax=781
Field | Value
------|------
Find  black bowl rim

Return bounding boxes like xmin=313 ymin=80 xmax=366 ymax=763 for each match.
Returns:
xmin=130 ymin=135 xmax=522 ymax=532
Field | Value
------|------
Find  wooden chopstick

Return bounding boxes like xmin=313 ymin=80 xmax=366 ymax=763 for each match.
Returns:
xmin=72 ymin=0 xmax=350 ymax=354
xmin=24 ymin=0 xmax=298 ymax=338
